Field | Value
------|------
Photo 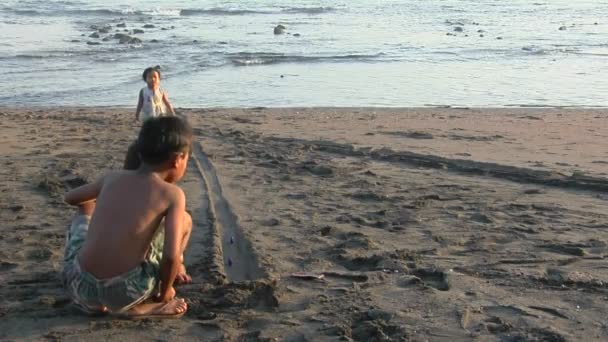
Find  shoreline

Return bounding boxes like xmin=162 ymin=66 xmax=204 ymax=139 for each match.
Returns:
xmin=1 ymin=107 xmax=607 ymax=340
xmin=3 ymin=105 xmax=608 ymax=109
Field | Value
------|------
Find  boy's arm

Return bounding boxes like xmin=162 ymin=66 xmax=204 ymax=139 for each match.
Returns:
xmin=162 ymin=91 xmax=175 ymax=115
xmin=64 ymin=174 xmax=105 ymax=206
xmin=158 ymin=188 xmax=186 ymax=302
xmin=135 ymin=89 xmax=143 ymax=121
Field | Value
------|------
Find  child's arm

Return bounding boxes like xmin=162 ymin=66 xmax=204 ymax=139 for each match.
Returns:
xmin=64 ymin=175 xmax=104 ymax=206
xmin=162 ymin=91 xmax=175 ymax=115
xmin=135 ymin=89 xmax=143 ymax=122
xmin=158 ymin=188 xmax=186 ymax=302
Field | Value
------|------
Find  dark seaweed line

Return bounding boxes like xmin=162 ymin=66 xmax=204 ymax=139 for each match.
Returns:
xmin=266 ymin=137 xmax=608 ymax=194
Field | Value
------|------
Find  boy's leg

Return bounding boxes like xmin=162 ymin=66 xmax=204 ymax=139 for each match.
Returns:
xmin=64 ymin=200 xmax=95 ymax=262
xmin=176 ymin=212 xmax=193 ymax=284
xmin=63 ymin=200 xmax=108 ymax=314
xmin=78 ymin=200 xmax=95 ymax=216
xmin=145 ymin=212 xmax=192 ymax=285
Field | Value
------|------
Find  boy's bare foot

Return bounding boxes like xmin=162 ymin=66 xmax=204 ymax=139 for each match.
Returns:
xmin=126 ymin=298 xmax=187 ymax=319
xmin=175 ymin=264 xmax=192 ymax=285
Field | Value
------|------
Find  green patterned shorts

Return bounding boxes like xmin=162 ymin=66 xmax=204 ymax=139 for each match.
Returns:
xmin=62 ymin=215 xmax=164 ymax=313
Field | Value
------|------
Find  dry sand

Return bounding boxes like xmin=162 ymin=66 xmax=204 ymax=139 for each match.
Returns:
xmin=0 ymin=107 xmax=607 ymax=341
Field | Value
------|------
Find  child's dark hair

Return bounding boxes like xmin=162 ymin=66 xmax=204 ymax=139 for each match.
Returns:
xmin=142 ymin=66 xmax=161 ymax=81
xmin=137 ymin=116 xmax=192 ymax=165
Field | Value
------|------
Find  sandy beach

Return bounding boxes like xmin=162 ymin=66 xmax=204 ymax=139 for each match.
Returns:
xmin=0 ymin=107 xmax=607 ymax=341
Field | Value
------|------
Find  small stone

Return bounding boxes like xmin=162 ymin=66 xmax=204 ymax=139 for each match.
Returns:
xmin=197 ymin=312 xmax=217 ymax=320
xmin=39 ymin=296 xmax=56 ymax=306
xmin=9 ymin=205 xmax=24 ymax=212
xmin=262 ymin=218 xmax=280 ymax=226
xmin=274 ymin=24 xmax=286 ymax=35
xmin=367 ymin=309 xmax=394 ymax=321
xmin=117 ymin=23 xmax=126 ymax=28
xmin=319 ymin=226 xmax=332 ymax=236
xmin=398 ymin=275 xmax=422 ymax=287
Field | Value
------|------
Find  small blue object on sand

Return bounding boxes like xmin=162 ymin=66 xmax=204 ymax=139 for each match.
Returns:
xmin=230 ymin=236 xmax=235 ymax=244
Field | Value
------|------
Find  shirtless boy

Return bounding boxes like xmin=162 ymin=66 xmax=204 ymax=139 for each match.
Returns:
xmin=62 ymin=116 xmax=193 ymax=318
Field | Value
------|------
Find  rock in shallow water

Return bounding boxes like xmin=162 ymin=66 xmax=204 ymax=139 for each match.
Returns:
xmin=274 ymin=24 xmax=286 ymax=35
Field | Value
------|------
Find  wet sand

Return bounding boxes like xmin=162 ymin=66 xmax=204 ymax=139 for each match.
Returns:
xmin=0 ymin=107 xmax=607 ymax=341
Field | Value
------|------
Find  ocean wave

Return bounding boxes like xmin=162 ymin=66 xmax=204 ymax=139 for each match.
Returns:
xmin=228 ymin=52 xmax=385 ymax=66
xmin=280 ymin=7 xmax=335 ymax=14
xmin=10 ymin=9 xmax=42 ymax=15
xmin=0 ymin=45 xmax=150 ymax=61
xmin=521 ymin=45 xmax=549 ymax=55
xmin=4 ymin=5 xmax=336 ymax=18
xmin=5 ymin=8 xmax=143 ymax=16
xmin=180 ymin=8 xmax=272 ymax=16
xmin=180 ymin=6 xmax=335 ymax=16
xmin=522 ymin=46 xmax=580 ymax=55
xmin=143 ymin=8 xmax=181 ymax=16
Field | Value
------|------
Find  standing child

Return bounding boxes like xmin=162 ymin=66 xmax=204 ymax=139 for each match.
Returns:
xmin=126 ymin=66 xmax=177 ymax=169
xmin=63 ymin=116 xmax=193 ymax=318
xmin=135 ymin=66 xmax=175 ymax=122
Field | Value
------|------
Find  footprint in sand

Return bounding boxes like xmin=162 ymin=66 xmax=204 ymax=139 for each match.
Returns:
xmin=411 ymin=268 xmax=450 ymax=291
xmin=0 ymin=261 xmax=18 ymax=272
xmin=27 ymin=247 xmax=53 ymax=261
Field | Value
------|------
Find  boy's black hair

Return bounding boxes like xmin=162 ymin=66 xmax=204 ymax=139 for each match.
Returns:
xmin=142 ymin=66 xmax=161 ymax=81
xmin=137 ymin=116 xmax=193 ymax=165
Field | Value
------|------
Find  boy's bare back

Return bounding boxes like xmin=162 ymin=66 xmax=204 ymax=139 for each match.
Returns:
xmin=68 ymin=169 xmax=186 ymax=280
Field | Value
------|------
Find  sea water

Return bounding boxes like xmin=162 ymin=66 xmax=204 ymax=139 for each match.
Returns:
xmin=1 ymin=0 xmax=607 ymax=107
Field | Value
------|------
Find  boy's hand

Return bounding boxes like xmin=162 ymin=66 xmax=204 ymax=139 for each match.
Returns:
xmin=157 ymin=286 xmax=176 ymax=303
